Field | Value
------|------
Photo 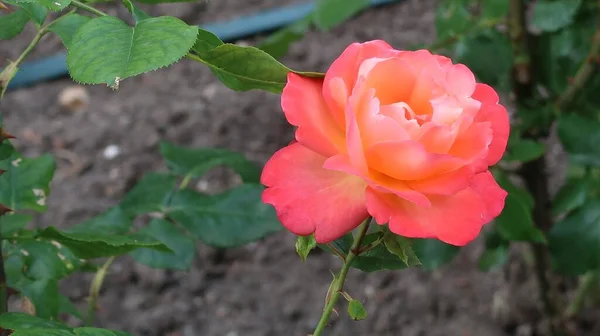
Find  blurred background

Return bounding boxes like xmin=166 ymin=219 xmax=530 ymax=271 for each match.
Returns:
xmin=1 ymin=0 xmax=594 ymax=335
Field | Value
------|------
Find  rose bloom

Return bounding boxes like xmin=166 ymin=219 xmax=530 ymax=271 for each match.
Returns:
xmin=261 ymin=40 xmax=509 ymax=246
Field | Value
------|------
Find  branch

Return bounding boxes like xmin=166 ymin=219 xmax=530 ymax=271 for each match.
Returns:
xmin=555 ymin=16 xmax=600 ymax=110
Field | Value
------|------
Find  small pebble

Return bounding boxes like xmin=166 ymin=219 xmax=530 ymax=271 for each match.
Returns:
xmin=58 ymin=85 xmax=90 ymax=113
xmin=103 ymin=145 xmax=120 ymax=159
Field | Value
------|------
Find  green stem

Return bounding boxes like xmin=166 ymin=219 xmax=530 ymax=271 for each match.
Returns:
xmin=312 ymin=219 xmax=371 ymax=336
xmin=555 ymin=5 xmax=600 ymax=111
xmin=87 ymin=257 xmax=115 ymax=326
xmin=70 ymin=0 xmax=107 ymax=17
xmin=0 ymin=240 xmax=8 ymax=336
xmin=565 ymin=272 xmax=598 ymax=318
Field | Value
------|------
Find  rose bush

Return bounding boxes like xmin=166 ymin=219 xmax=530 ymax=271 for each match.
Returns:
xmin=262 ymin=40 xmax=510 ymax=246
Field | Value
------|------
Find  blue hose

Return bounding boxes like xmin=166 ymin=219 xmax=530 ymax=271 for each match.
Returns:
xmin=5 ymin=0 xmax=400 ymax=90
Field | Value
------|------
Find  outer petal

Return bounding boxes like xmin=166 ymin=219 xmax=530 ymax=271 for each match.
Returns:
xmin=261 ymin=143 xmax=369 ymax=243
xmin=366 ymin=171 xmax=507 ymax=246
xmin=282 ymin=73 xmax=345 ymax=157
xmin=472 ymin=83 xmax=510 ymax=165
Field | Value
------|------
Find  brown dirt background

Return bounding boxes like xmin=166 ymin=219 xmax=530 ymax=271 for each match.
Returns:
xmin=1 ymin=0 xmax=599 ymax=335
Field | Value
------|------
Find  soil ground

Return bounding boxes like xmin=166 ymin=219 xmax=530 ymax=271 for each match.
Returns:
xmin=1 ymin=0 xmax=598 ymax=335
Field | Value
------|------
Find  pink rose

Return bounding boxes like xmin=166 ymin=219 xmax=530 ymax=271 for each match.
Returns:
xmin=261 ymin=40 xmax=509 ymax=246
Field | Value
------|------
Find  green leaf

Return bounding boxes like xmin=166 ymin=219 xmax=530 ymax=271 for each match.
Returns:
xmin=549 ymin=201 xmax=600 ymax=275
xmin=168 ymin=184 xmax=282 ymax=248
xmin=37 ymin=226 xmax=171 ymax=259
xmin=191 ymin=44 xmax=324 ymax=93
xmin=11 ymin=331 xmax=74 ymax=336
xmin=0 ymin=141 xmax=14 ymax=161
xmin=478 ymin=245 xmax=509 ymax=271
xmin=325 ymin=233 xmax=408 ymax=272
xmin=0 ymin=152 xmax=55 ymax=212
xmin=160 ymin=141 xmax=261 ymax=183
xmin=295 ymin=235 xmax=316 ymax=262
xmin=11 ymin=239 xmax=81 ymax=279
xmin=455 ymin=30 xmax=513 ymax=90
xmin=552 ymin=178 xmax=589 ymax=216
xmin=119 ymin=173 xmax=177 ymax=216
xmin=478 ymin=227 xmax=510 ymax=271
xmin=412 ymin=239 xmax=460 ymax=270
xmin=47 ymin=13 xmax=91 ymax=48
xmin=532 ymin=0 xmax=582 ymax=33
xmin=67 ymin=16 xmax=198 ymax=86
xmin=7 ymin=1 xmax=47 ymax=26
xmin=558 ymin=114 xmax=600 ymax=166
xmin=20 ymin=278 xmax=60 ymax=319
xmin=495 ymin=193 xmax=546 ymax=243
xmin=59 ymin=294 xmax=83 ymax=320
xmin=191 ymin=28 xmax=223 ymax=54
xmin=0 ymin=10 xmax=30 ymax=40
xmin=15 ymin=0 xmax=70 ymax=11
xmin=383 ymin=234 xmax=421 ymax=267
xmin=74 ymin=327 xmax=120 ymax=336
xmin=313 ymin=0 xmax=369 ymax=31
xmin=0 ymin=312 xmax=70 ymax=330
xmin=347 ymin=300 xmax=367 ymax=321
xmin=68 ymin=207 xmax=132 ymax=235
xmin=134 ymin=0 xmax=195 ymax=4
xmin=258 ymin=15 xmax=312 ymax=59
xmin=481 ymin=0 xmax=509 ymax=20
xmin=504 ymin=139 xmax=545 ymax=162
xmin=494 ymin=170 xmax=534 ymax=209
xmin=122 ymin=0 xmax=150 ymax=22
xmin=435 ymin=0 xmax=471 ymax=40
xmin=130 ymin=219 xmax=195 ymax=270
xmin=0 ymin=213 xmax=32 ymax=237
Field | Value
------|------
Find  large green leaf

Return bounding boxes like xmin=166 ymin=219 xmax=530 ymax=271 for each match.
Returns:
xmin=481 ymin=0 xmax=509 ymax=20
xmin=47 ymin=13 xmax=91 ymax=48
xmin=4 ymin=0 xmax=47 ymax=25
xmin=412 ymin=239 xmax=460 ymax=270
xmin=0 ymin=312 xmax=70 ymax=330
xmin=3 ymin=240 xmax=81 ymax=318
xmin=67 ymin=207 xmax=132 ymax=235
xmin=119 ymin=173 xmax=177 ymax=216
xmin=383 ymin=234 xmax=421 ymax=267
xmin=313 ymin=0 xmax=369 ymax=31
xmin=15 ymin=0 xmax=70 ymax=11
xmin=0 ymin=10 xmax=30 ymax=40
xmin=36 ymin=226 xmax=171 ymax=259
xmin=130 ymin=219 xmax=195 ymax=270
xmin=0 ymin=213 xmax=31 ymax=237
xmin=67 ymin=16 xmax=198 ymax=86
xmin=557 ymin=114 xmax=600 ymax=166
xmin=191 ymin=44 xmax=293 ymax=94
xmin=503 ymin=139 xmax=546 ymax=163
xmin=552 ymin=178 xmax=589 ymax=216
xmin=531 ymin=0 xmax=582 ymax=33
xmin=0 ymin=152 xmax=55 ymax=212
xmin=495 ymin=193 xmax=546 ymax=243
xmin=477 ymin=227 xmax=510 ymax=271
xmin=549 ymin=201 xmax=600 ymax=275
xmin=191 ymin=28 xmax=223 ymax=54
xmin=435 ymin=0 xmax=471 ymax=40
xmin=167 ymin=184 xmax=282 ymax=248
xmin=455 ymin=30 xmax=513 ymax=90
xmin=160 ymin=141 xmax=261 ymax=183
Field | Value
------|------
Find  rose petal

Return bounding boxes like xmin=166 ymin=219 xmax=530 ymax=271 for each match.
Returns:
xmin=366 ymin=171 xmax=506 ymax=246
xmin=472 ymin=84 xmax=510 ymax=166
xmin=407 ymin=166 xmax=473 ymax=195
xmin=324 ymin=154 xmax=431 ymax=207
xmin=323 ymin=40 xmax=397 ymax=126
xmin=282 ymin=73 xmax=345 ymax=157
xmin=366 ymin=140 xmax=464 ymax=181
xmin=261 ymin=143 xmax=368 ymax=243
